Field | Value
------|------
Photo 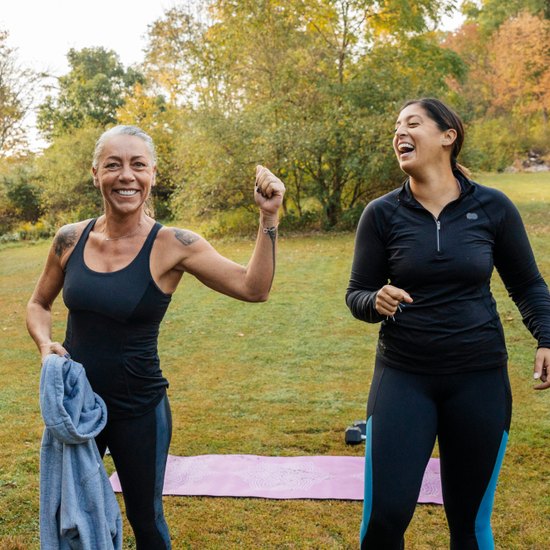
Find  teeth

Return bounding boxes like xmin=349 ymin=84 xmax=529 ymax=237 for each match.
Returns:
xmin=398 ymin=143 xmax=415 ymax=153
xmin=116 ymin=190 xmax=138 ymax=196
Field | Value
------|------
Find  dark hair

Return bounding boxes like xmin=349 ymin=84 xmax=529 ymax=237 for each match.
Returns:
xmin=402 ymin=98 xmax=470 ymax=177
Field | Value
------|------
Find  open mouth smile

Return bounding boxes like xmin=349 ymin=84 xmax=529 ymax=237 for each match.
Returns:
xmin=397 ymin=142 xmax=415 ymax=157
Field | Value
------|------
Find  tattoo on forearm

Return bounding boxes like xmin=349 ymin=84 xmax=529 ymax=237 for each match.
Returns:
xmin=54 ymin=226 xmax=78 ymax=257
xmin=173 ymin=228 xmax=200 ymax=246
xmin=263 ymin=226 xmax=277 ymax=289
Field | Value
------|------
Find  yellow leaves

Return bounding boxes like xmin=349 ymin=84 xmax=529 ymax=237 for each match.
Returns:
xmin=487 ymin=12 xmax=550 ymax=115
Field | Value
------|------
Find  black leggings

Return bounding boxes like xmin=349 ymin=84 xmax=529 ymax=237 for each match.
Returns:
xmin=96 ymin=394 xmax=172 ymax=550
xmin=360 ymin=360 xmax=512 ymax=550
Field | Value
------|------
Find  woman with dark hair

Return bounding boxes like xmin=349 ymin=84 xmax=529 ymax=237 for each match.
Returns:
xmin=346 ymin=98 xmax=550 ymax=549
xmin=27 ymin=125 xmax=285 ymax=549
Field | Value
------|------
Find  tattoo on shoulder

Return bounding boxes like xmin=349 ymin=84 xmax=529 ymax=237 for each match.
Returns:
xmin=54 ymin=226 xmax=78 ymax=257
xmin=173 ymin=228 xmax=200 ymax=246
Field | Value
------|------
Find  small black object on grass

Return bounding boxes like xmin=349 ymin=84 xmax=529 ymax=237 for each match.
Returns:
xmin=345 ymin=420 xmax=367 ymax=444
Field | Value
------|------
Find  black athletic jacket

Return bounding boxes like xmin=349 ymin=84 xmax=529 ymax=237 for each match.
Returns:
xmin=346 ymin=174 xmax=550 ymax=374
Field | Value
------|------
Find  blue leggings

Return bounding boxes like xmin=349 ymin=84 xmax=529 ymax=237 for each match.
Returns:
xmin=96 ymin=394 xmax=172 ymax=550
xmin=360 ymin=361 xmax=512 ymax=550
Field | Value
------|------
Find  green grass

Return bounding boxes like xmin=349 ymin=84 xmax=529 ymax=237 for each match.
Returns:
xmin=1 ymin=172 xmax=549 ymax=549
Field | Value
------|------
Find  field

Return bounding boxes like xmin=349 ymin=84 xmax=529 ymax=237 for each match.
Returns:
xmin=0 ymin=172 xmax=548 ymax=549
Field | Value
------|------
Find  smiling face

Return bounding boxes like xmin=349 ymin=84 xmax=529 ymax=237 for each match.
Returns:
xmin=393 ymin=103 xmax=456 ymax=176
xmin=92 ymin=134 xmax=156 ymax=216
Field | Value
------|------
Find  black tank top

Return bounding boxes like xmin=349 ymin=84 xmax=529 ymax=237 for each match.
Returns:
xmin=63 ymin=219 xmax=172 ymax=418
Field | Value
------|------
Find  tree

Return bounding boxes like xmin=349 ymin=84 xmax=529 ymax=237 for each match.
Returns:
xmin=34 ymin=125 xmax=103 ymax=222
xmin=0 ymin=30 xmax=39 ymax=156
xmin=0 ymin=158 xmax=43 ymax=234
xmin=37 ymin=47 xmax=144 ymax=139
xmin=142 ymin=5 xmax=206 ymax=104
xmin=200 ymin=0 xmax=458 ymax=226
xmin=139 ymin=0 xmax=464 ymax=228
xmin=4 ymin=166 xmax=43 ymax=222
xmin=462 ymin=0 xmax=549 ymax=34
xmin=445 ymin=10 xmax=549 ymax=170
xmin=487 ymin=12 xmax=549 ymax=123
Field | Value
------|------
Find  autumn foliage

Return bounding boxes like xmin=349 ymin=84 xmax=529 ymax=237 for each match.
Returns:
xmin=0 ymin=1 xmax=548 ymax=236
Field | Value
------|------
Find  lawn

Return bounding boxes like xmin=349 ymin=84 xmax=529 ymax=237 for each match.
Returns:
xmin=0 ymin=172 xmax=548 ymax=549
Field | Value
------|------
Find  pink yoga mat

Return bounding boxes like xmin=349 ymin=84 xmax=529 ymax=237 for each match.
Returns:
xmin=110 ymin=455 xmax=442 ymax=504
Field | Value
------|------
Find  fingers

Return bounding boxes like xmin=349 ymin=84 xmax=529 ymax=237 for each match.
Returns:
xmin=40 ymin=341 xmax=69 ymax=361
xmin=375 ymin=285 xmax=413 ymax=317
xmin=533 ymin=347 xmax=550 ymax=390
xmin=255 ymin=165 xmax=285 ymax=200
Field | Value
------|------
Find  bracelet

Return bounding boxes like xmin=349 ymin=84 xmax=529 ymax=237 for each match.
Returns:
xmin=261 ymin=224 xmax=278 ymax=238
xmin=260 ymin=217 xmax=278 ymax=235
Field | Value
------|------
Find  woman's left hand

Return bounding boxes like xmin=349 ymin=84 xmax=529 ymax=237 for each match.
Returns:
xmin=533 ymin=347 xmax=550 ymax=390
xmin=255 ymin=165 xmax=285 ymax=216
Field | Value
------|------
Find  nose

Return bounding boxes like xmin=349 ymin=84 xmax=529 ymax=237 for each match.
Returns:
xmin=118 ymin=162 xmax=135 ymax=182
xmin=395 ymin=123 xmax=407 ymax=137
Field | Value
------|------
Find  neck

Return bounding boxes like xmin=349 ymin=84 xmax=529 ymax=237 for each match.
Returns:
xmin=408 ymin=164 xmax=458 ymax=200
xmin=407 ymin=165 xmax=461 ymax=218
xmin=99 ymin=212 xmax=147 ymax=241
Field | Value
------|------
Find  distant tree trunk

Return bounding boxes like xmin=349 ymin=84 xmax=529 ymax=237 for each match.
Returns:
xmin=324 ymin=194 xmax=342 ymax=228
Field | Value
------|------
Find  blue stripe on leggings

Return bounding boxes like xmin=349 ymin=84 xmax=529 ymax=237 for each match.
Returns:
xmin=359 ymin=417 xmax=373 ymax=546
xmin=475 ymin=431 xmax=508 ymax=550
xmin=154 ymin=395 xmax=172 ymax=548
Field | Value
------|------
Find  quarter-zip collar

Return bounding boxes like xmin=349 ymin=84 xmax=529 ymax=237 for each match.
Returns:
xmin=396 ymin=172 xmax=474 ymax=254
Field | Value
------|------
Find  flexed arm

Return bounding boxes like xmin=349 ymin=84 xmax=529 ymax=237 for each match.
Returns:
xmin=164 ymin=165 xmax=285 ymax=302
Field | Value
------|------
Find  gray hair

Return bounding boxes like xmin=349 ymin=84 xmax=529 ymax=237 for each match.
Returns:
xmin=92 ymin=125 xmax=157 ymax=169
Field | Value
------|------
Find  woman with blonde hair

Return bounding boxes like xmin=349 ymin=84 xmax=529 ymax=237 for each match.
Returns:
xmin=27 ymin=125 xmax=285 ymax=548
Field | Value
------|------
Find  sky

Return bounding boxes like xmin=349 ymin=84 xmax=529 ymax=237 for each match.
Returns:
xmin=1 ymin=1 xmax=463 ymax=149
xmin=1 ymin=0 xmax=185 ymax=149
xmin=0 ymin=0 xmax=181 ymax=74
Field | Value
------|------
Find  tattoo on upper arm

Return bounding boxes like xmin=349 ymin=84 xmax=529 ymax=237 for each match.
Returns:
xmin=173 ymin=228 xmax=200 ymax=246
xmin=54 ymin=226 xmax=78 ymax=257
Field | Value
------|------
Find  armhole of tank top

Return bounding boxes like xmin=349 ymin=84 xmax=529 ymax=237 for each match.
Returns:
xmin=62 ymin=218 xmax=97 ymax=272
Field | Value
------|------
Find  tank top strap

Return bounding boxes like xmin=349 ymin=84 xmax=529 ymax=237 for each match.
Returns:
xmin=146 ymin=222 xmax=163 ymax=246
xmin=142 ymin=222 xmax=163 ymax=253
xmin=131 ymin=221 xmax=163 ymax=269
xmin=73 ymin=218 xmax=97 ymax=256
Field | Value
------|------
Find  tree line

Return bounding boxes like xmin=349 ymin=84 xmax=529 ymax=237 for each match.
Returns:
xmin=0 ymin=0 xmax=548 ymax=240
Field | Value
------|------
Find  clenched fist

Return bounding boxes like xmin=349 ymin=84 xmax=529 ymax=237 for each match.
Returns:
xmin=375 ymin=284 xmax=413 ymax=317
xmin=255 ymin=165 xmax=285 ymax=216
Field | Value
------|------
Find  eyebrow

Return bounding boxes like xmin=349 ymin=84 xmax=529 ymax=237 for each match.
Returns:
xmin=395 ymin=114 xmax=424 ymax=126
xmin=103 ymin=155 xmax=149 ymax=162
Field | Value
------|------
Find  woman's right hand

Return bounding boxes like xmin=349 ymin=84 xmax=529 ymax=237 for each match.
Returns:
xmin=39 ymin=342 xmax=69 ymax=361
xmin=375 ymin=285 xmax=413 ymax=317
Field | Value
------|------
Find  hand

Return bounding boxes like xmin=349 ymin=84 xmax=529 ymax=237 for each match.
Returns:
xmin=533 ymin=347 xmax=550 ymax=390
xmin=375 ymin=285 xmax=413 ymax=317
xmin=255 ymin=165 xmax=285 ymax=217
xmin=40 ymin=341 xmax=69 ymax=362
